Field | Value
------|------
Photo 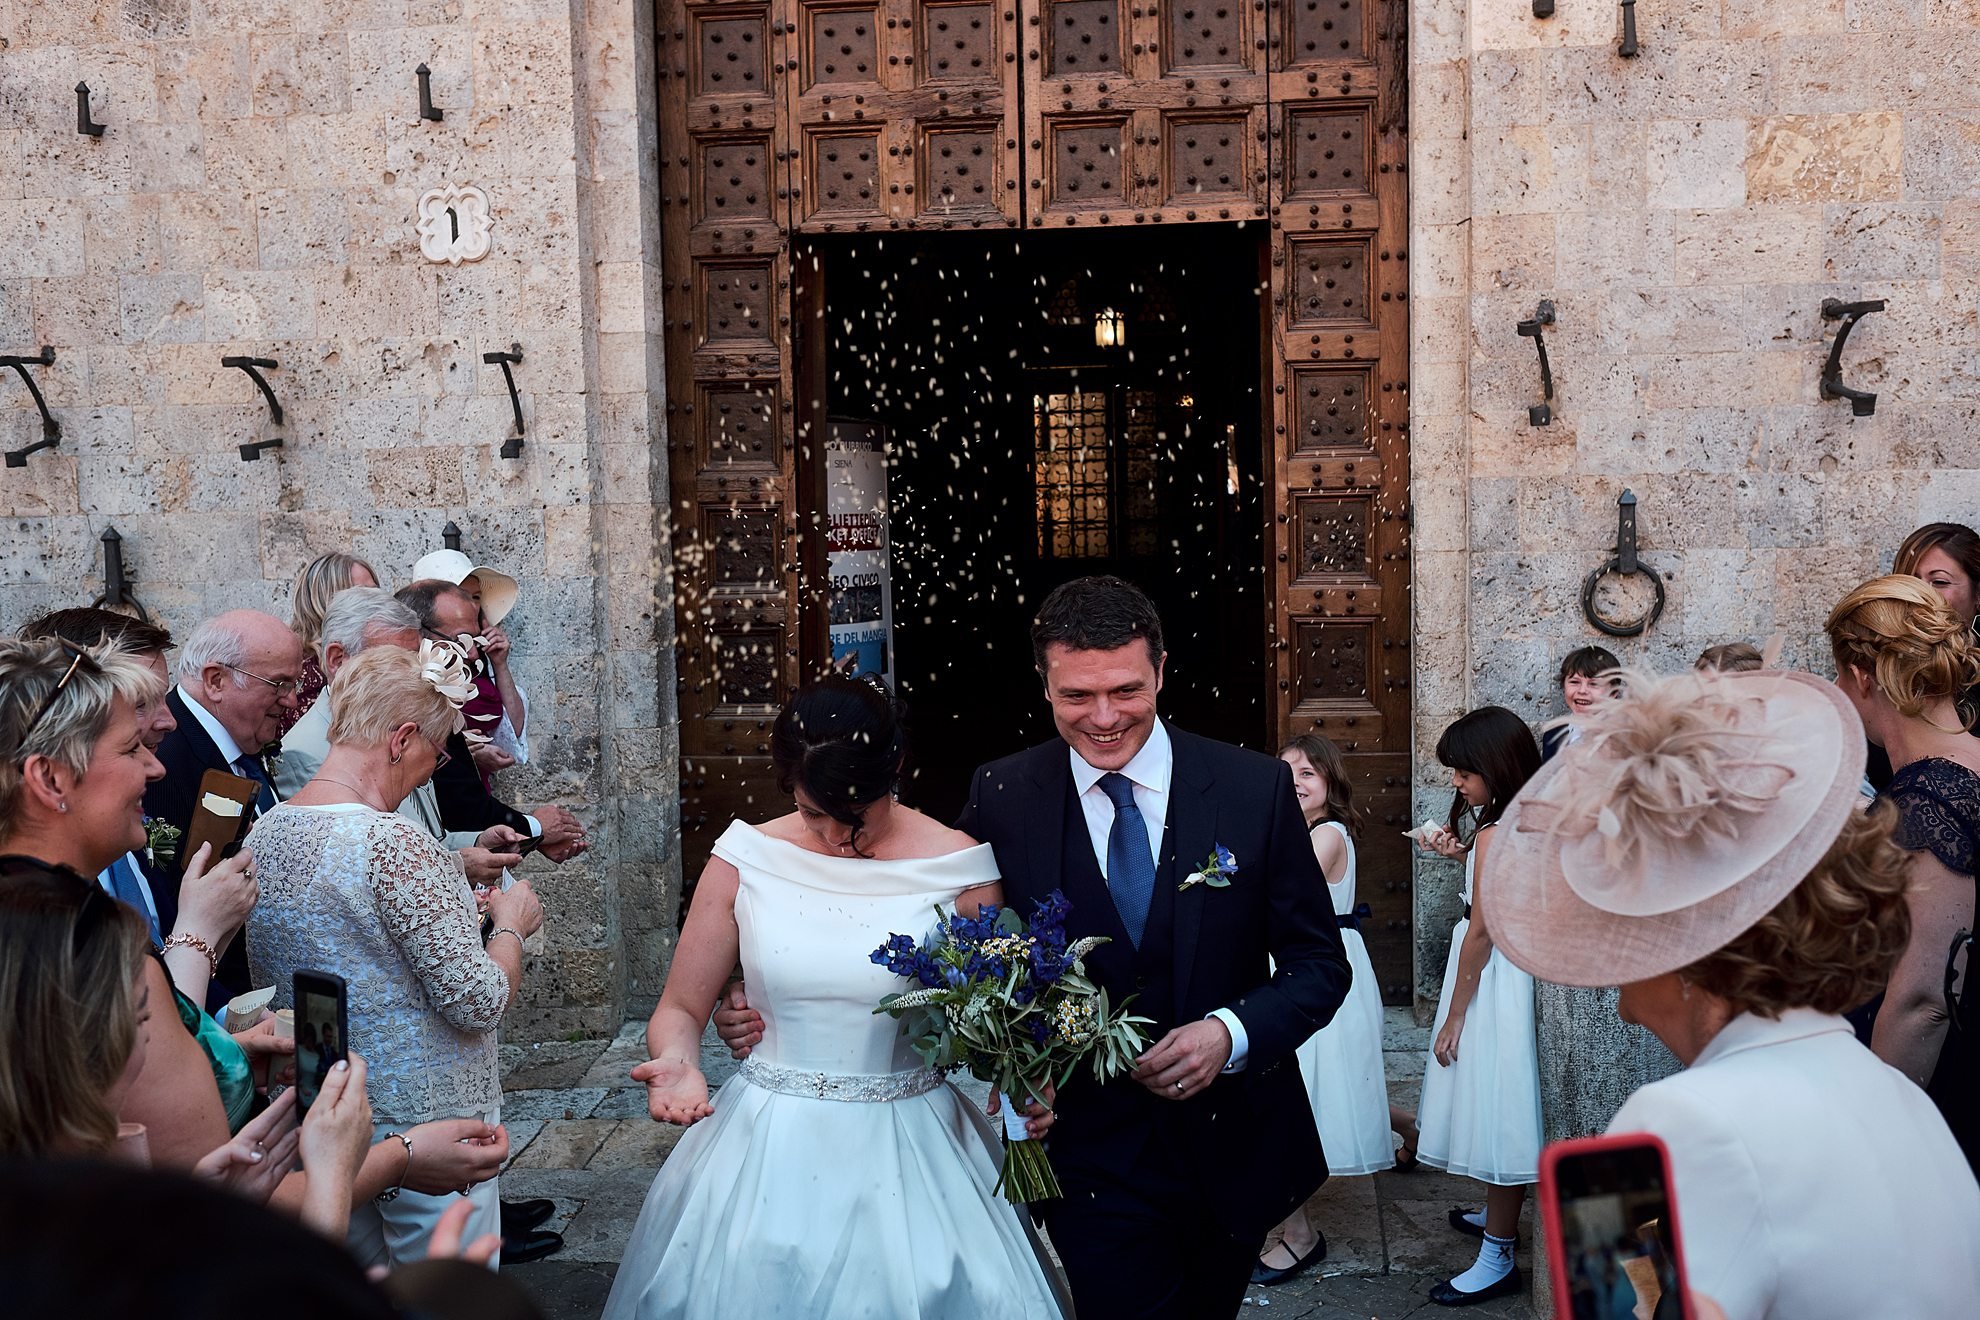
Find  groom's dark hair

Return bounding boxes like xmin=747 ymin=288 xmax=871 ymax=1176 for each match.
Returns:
xmin=1031 ymin=576 xmax=1164 ymax=673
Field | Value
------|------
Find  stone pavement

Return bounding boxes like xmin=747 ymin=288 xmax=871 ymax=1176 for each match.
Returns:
xmin=498 ymin=1011 xmax=1537 ymax=1320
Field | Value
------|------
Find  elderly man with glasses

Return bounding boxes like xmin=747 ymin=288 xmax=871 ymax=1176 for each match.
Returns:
xmin=142 ymin=609 xmax=303 ymax=999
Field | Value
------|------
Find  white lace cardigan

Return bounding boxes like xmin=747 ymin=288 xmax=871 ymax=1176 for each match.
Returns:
xmin=246 ymin=802 xmax=509 ymax=1123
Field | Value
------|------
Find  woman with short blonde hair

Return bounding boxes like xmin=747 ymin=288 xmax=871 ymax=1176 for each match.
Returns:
xmin=247 ymin=641 xmax=545 ymax=1268
xmin=1826 ymin=573 xmax=1980 ymax=1170
xmin=284 ymin=552 xmax=382 ymax=735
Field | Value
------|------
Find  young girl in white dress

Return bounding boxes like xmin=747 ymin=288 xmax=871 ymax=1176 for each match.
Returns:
xmin=605 ymin=676 xmax=1068 ymax=1319
xmin=1253 ymin=734 xmax=1412 ymax=1287
xmin=1415 ymin=706 xmax=1543 ymax=1307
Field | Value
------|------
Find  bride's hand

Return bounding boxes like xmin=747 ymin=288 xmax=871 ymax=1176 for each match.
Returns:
xmin=631 ymin=1056 xmax=713 ymax=1126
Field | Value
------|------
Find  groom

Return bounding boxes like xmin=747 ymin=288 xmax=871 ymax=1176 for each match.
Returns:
xmin=954 ymin=574 xmax=1349 ymax=1317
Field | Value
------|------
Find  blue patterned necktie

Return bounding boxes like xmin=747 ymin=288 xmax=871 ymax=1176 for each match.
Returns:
xmin=235 ymin=754 xmax=278 ymax=815
xmin=1098 ymin=772 xmax=1155 ymax=949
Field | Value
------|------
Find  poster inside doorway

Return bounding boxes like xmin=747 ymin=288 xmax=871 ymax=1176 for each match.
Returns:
xmin=825 ymin=420 xmax=895 ymax=685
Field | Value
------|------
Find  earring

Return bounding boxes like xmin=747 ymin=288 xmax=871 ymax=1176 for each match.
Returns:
xmin=1677 ymin=975 xmax=1692 ymax=1001
xmin=57 ymin=801 xmax=68 ymax=814
xmin=389 ymin=753 xmax=402 ymax=766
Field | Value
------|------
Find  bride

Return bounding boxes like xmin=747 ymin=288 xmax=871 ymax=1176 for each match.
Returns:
xmin=602 ymin=675 xmax=1070 ymax=1319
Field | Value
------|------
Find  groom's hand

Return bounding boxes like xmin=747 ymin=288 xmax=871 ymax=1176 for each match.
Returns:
xmin=1133 ymin=1018 xmax=1232 ymax=1101
xmin=712 ymin=980 xmax=763 ymax=1059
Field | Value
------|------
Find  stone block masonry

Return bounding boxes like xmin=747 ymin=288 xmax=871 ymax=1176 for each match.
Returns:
xmin=0 ymin=0 xmax=680 ymax=1042
xmin=1408 ymin=3 xmax=1980 ymax=1012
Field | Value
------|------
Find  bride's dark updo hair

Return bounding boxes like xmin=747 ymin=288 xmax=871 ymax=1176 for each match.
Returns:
xmin=770 ymin=673 xmax=906 ymax=854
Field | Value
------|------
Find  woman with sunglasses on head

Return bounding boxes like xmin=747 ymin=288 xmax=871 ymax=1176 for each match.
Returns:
xmin=0 ymin=638 xmax=513 ymax=1238
xmin=246 ymin=644 xmax=544 ymax=1268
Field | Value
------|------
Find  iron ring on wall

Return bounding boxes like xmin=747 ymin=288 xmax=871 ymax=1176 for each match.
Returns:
xmin=1580 ymin=556 xmax=1665 ymax=638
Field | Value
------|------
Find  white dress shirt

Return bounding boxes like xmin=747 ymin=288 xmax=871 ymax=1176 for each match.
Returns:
xmin=1069 ymin=720 xmax=1250 ymax=1072
xmin=1608 ymin=1007 xmax=1980 ymax=1319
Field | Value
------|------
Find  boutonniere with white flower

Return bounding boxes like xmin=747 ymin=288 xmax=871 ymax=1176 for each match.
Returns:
xmin=417 ymin=639 xmax=478 ymax=707
xmin=1180 ymin=844 xmax=1237 ymax=893
xmin=145 ymin=816 xmax=181 ymax=869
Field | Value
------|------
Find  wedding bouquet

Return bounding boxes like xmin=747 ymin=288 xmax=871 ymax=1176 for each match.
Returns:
xmin=869 ymin=891 xmax=1151 ymax=1202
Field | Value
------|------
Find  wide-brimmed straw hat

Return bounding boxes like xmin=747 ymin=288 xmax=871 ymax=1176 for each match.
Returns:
xmin=409 ymin=549 xmax=520 ymax=626
xmin=1477 ymin=668 xmax=1865 ymax=988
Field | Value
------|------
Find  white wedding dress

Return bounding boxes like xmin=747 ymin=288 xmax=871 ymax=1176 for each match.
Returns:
xmin=601 ymin=821 xmax=1070 ymax=1320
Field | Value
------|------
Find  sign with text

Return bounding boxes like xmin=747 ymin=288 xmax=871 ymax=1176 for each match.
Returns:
xmin=825 ymin=420 xmax=894 ymax=685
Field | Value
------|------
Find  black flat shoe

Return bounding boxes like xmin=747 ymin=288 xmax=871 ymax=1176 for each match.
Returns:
xmin=501 ymin=1197 xmax=557 ymax=1234
xmin=1429 ymin=1266 xmax=1521 ymax=1306
xmin=1250 ymin=1230 xmax=1327 ymax=1287
xmin=502 ymin=1228 xmax=564 ymax=1265
xmin=1447 ymin=1206 xmax=1485 ymax=1237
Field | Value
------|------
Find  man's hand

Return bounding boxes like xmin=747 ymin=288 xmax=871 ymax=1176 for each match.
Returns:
xmin=712 ymin=980 xmax=763 ymax=1059
xmin=530 ymin=804 xmax=588 ymax=863
xmin=469 ymin=743 xmax=517 ymax=778
xmin=1132 ymin=1018 xmax=1232 ymax=1101
xmin=459 ymin=846 xmax=523 ymax=886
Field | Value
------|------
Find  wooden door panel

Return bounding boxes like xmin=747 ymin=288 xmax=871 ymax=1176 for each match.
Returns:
xmin=1021 ymin=0 xmax=1268 ymax=228
xmin=1264 ymin=0 xmax=1409 ymax=997
xmin=789 ymin=0 xmax=1022 ymax=232
xmin=663 ymin=1 xmax=802 ymax=874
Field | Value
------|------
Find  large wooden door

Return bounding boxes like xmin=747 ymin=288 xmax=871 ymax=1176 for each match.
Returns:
xmin=1263 ymin=0 xmax=1413 ymax=999
xmin=658 ymin=0 xmax=1411 ymax=999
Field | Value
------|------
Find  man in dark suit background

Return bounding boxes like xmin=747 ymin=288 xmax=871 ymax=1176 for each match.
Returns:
xmin=143 ymin=609 xmax=303 ymax=998
xmin=954 ymin=575 xmax=1351 ymax=1318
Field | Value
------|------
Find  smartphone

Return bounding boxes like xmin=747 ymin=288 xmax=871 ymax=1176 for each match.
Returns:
xmin=511 ymin=834 xmax=543 ymax=857
xmin=1540 ymin=1133 xmax=1693 ymax=1320
xmin=292 ymin=969 xmax=350 ymax=1116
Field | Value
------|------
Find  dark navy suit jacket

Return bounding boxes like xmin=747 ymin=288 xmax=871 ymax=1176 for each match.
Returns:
xmin=954 ymin=722 xmax=1351 ymax=1240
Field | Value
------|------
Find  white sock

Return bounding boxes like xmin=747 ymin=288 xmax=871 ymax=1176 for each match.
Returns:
xmin=1461 ymin=1207 xmax=1487 ymax=1230
xmin=1446 ymin=1231 xmax=1515 ymax=1294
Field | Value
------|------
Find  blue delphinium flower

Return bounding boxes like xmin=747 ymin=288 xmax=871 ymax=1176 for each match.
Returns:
xmin=1213 ymin=844 xmax=1238 ymax=877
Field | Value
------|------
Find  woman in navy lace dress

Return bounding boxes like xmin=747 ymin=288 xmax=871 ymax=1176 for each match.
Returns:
xmin=1828 ymin=575 xmax=1980 ymax=1169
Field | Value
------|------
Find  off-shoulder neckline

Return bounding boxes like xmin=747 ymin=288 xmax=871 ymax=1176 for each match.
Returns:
xmin=728 ymin=820 xmax=994 ymax=868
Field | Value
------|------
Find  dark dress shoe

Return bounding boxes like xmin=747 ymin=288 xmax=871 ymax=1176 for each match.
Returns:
xmin=1429 ymin=1266 xmax=1521 ymax=1307
xmin=1249 ymin=1230 xmax=1327 ymax=1287
xmin=502 ymin=1227 xmax=564 ymax=1265
xmin=501 ymin=1198 xmax=557 ymax=1234
xmin=1447 ymin=1206 xmax=1485 ymax=1237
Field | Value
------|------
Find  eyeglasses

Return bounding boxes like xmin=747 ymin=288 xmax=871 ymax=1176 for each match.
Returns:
xmin=222 ymin=662 xmax=300 ymax=695
xmin=428 ymin=739 xmax=452 ymax=773
xmin=19 ymin=640 xmax=94 ymax=749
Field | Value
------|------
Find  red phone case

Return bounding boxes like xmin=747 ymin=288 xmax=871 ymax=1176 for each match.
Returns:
xmin=1538 ymin=1132 xmax=1692 ymax=1320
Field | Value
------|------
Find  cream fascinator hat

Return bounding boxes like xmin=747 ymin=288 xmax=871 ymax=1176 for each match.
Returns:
xmin=410 ymin=549 xmax=520 ymax=626
xmin=1477 ymin=668 xmax=1866 ymax=988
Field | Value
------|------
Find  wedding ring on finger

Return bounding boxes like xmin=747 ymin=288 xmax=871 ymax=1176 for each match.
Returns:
xmin=1174 ymin=1081 xmax=1185 ymax=1093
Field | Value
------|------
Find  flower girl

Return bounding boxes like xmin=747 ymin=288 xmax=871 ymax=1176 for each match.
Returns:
xmin=1415 ymin=707 xmax=1543 ymax=1307
xmin=1252 ymin=734 xmax=1408 ymax=1287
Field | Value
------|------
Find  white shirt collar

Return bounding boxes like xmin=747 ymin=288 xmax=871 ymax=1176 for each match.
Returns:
xmin=1069 ymin=718 xmax=1173 ymax=797
xmin=1691 ymin=1006 xmax=1853 ymax=1069
xmin=174 ymin=683 xmax=247 ymax=766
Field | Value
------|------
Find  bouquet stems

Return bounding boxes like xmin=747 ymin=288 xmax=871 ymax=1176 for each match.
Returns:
xmin=993 ymin=1090 xmax=1061 ymax=1204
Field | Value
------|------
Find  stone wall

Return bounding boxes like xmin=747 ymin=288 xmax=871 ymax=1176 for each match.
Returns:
xmin=1407 ymin=0 xmax=1980 ymax=1007
xmin=0 ymin=0 xmax=679 ymax=1039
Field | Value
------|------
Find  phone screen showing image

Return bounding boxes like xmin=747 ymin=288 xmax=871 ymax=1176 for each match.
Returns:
xmin=292 ymin=970 xmax=349 ymax=1116
xmin=1551 ymin=1140 xmax=1689 ymax=1320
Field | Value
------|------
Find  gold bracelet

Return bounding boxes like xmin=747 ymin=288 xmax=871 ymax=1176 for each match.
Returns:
xmin=159 ymin=932 xmax=219 ymax=978
xmin=376 ymin=1131 xmax=413 ymax=1202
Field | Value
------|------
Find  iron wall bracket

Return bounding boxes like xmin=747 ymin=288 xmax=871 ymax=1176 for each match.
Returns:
xmin=481 ymin=343 xmax=526 ymax=458
xmin=76 ymin=82 xmax=106 ymax=136
xmin=1619 ymin=0 xmax=1640 ymax=57
xmin=416 ymin=64 xmax=444 ymax=122
xmin=92 ymin=527 xmax=152 ymax=620
xmin=1581 ymin=489 xmax=1666 ymax=637
xmin=1517 ymin=300 xmax=1557 ymax=426
xmin=2 ymin=346 xmax=61 ymax=467
xmin=1819 ymin=297 xmax=1886 ymax=417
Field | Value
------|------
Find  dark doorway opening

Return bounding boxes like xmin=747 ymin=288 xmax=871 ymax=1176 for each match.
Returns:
xmin=800 ymin=225 xmax=1271 ymax=823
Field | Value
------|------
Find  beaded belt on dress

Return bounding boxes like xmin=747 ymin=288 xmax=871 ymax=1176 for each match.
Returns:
xmin=738 ymin=1057 xmax=943 ymax=1103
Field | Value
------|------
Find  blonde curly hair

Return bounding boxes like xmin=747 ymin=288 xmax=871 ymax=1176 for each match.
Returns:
xmin=1683 ymin=803 xmax=1913 ymax=1018
xmin=1825 ymin=574 xmax=1980 ymax=724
